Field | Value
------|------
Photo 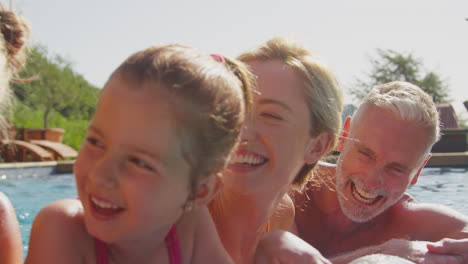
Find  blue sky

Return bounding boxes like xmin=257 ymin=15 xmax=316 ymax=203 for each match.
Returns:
xmin=12 ymin=0 xmax=468 ymax=117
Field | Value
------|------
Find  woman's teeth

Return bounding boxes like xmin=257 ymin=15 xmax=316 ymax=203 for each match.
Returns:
xmin=231 ymin=153 xmax=266 ymax=166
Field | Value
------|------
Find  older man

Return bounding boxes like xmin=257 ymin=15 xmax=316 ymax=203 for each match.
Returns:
xmin=291 ymin=81 xmax=468 ymax=263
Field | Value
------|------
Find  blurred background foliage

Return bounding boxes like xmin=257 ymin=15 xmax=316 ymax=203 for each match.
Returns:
xmin=10 ymin=44 xmax=100 ymax=150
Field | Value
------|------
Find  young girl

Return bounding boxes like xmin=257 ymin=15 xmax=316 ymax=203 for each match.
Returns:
xmin=0 ymin=4 xmax=30 ymax=264
xmin=25 ymin=45 xmax=252 ymax=264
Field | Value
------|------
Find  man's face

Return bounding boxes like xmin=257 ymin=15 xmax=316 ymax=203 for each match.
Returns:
xmin=336 ymin=105 xmax=431 ymax=223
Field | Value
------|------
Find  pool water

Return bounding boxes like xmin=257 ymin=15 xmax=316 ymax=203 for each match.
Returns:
xmin=1 ymin=168 xmax=467 ymax=256
xmin=1 ymin=173 xmax=76 ymax=255
xmin=408 ymin=167 xmax=468 ymax=214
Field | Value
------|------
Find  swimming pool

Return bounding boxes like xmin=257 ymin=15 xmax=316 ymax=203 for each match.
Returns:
xmin=1 ymin=173 xmax=76 ymax=255
xmin=408 ymin=167 xmax=468 ymax=214
xmin=1 ymin=167 xmax=467 ymax=256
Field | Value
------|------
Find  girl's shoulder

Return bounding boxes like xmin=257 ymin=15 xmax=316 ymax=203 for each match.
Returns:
xmin=25 ymin=199 xmax=94 ymax=264
xmin=34 ymin=199 xmax=87 ymax=234
xmin=39 ymin=198 xmax=83 ymax=214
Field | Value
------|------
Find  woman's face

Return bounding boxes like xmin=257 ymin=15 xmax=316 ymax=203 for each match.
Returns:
xmin=225 ymin=60 xmax=316 ymax=194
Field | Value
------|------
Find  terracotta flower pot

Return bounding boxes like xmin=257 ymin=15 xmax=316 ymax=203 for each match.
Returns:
xmin=23 ymin=128 xmax=65 ymax=143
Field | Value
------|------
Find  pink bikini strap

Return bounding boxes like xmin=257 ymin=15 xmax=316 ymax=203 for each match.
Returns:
xmin=165 ymin=225 xmax=182 ymax=264
xmin=94 ymin=238 xmax=110 ymax=264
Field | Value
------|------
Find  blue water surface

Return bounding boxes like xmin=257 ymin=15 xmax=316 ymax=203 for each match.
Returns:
xmin=0 ymin=167 xmax=467 ymax=257
xmin=408 ymin=167 xmax=468 ymax=214
xmin=1 ymin=173 xmax=76 ymax=255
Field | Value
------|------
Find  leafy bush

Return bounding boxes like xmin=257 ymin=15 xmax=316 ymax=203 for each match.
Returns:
xmin=8 ymin=44 xmax=99 ymax=153
xmin=12 ymin=44 xmax=100 ymax=128
xmin=12 ymin=102 xmax=89 ymax=150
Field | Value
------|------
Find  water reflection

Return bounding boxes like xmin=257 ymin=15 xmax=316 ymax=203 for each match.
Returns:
xmin=408 ymin=167 xmax=468 ymax=215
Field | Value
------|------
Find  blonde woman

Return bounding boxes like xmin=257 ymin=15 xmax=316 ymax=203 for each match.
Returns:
xmin=209 ymin=37 xmax=343 ymax=263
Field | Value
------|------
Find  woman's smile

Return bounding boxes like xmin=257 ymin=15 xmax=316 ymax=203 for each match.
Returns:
xmin=228 ymin=149 xmax=269 ymax=172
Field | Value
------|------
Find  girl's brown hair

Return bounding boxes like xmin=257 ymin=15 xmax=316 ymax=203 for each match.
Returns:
xmin=109 ymin=45 xmax=253 ymax=189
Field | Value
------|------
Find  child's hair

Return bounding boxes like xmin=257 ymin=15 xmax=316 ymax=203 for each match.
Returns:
xmin=0 ymin=3 xmax=30 ymax=135
xmin=238 ymin=37 xmax=343 ymax=188
xmin=109 ymin=45 xmax=253 ymax=190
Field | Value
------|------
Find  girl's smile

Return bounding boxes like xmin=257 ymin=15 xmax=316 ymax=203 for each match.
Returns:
xmin=88 ymin=194 xmax=125 ymax=220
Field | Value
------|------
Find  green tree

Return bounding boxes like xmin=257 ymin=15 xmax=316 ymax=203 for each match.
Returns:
xmin=12 ymin=45 xmax=99 ymax=128
xmin=352 ymin=49 xmax=450 ymax=103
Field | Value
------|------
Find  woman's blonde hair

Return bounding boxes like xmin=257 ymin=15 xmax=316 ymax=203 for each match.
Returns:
xmin=0 ymin=3 xmax=30 ymax=135
xmin=238 ymin=37 xmax=343 ymax=187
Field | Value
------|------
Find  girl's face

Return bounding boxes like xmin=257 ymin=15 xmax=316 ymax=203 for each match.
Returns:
xmin=74 ymin=75 xmax=192 ymax=243
xmin=226 ymin=60 xmax=316 ymax=194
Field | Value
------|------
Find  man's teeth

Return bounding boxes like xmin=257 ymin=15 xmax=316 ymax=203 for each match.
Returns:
xmin=91 ymin=197 xmax=120 ymax=209
xmin=231 ymin=154 xmax=265 ymax=165
xmin=352 ymin=184 xmax=379 ymax=204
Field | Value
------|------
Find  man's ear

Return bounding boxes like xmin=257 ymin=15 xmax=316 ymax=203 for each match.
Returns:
xmin=337 ymin=117 xmax=351 ymax=152
xmin=190 ymin=173 xmax=222 ymax=207
xmin=304 ymin=132 xmax=331 ymax=165
xmin=410 ymin=153 xmax=432 ymax=185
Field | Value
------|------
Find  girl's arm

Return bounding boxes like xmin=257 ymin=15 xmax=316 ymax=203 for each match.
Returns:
xmin=0 ymin=192 xmax=23 ymax=264
xmin=25 ymin=199 xmax=91 ymax=264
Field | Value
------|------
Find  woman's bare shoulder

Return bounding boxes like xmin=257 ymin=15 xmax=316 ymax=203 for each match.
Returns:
xmin=0 ymin=192 xmax=23 ymax=264
xmin=0 ymin=191 xmax=16 ymax=218
xmin=270 ymin=194 xmax=295 ymax=231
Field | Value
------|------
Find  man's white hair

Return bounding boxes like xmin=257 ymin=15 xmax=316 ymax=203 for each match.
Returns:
xmin=356 ymin=81 xmax=440 ymax=149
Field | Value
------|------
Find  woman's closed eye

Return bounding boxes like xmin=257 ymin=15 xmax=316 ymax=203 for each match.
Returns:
xmin=259 ymin=111 xmax=284 ymax=121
